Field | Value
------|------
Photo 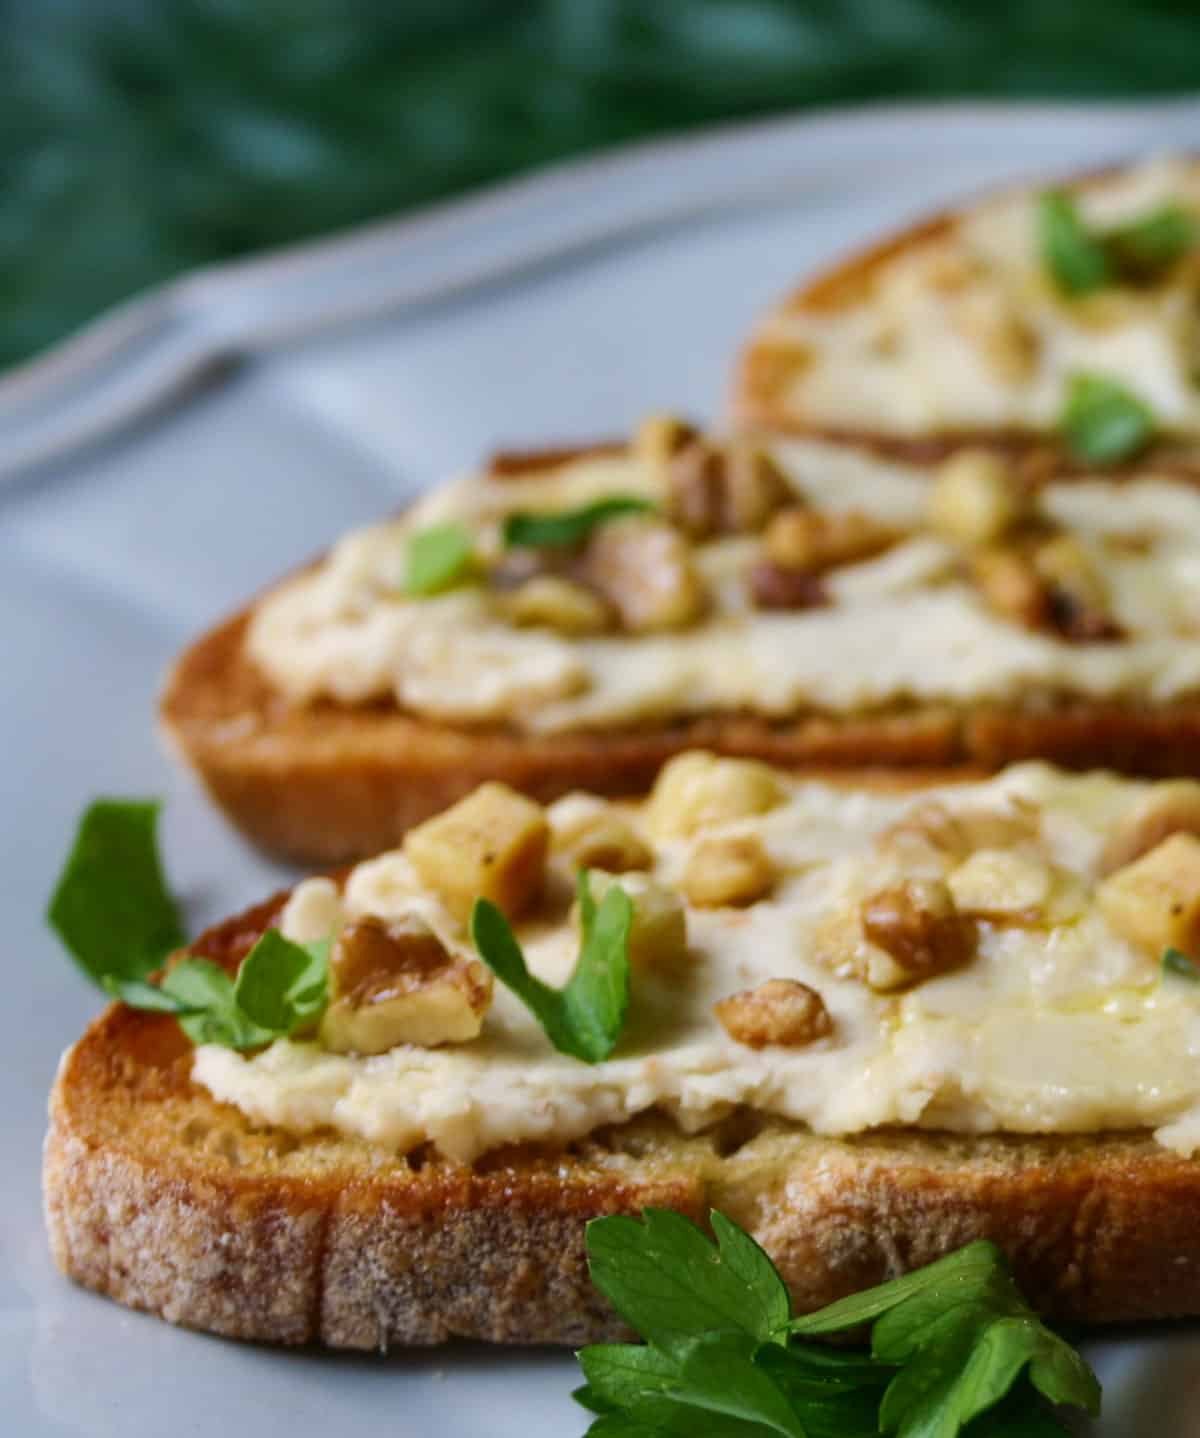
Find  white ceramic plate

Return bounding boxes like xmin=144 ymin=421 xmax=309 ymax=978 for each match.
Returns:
xmin=7 ymin=100 xmax=1200 ymax=1437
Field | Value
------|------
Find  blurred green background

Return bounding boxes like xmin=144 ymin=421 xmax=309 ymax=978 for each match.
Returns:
xmin=5 ymin=0 xmax=1199 ymax=370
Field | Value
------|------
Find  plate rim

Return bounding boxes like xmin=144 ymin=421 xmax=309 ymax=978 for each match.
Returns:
xmin=4 ymin=93 xmax=1200 ymax=484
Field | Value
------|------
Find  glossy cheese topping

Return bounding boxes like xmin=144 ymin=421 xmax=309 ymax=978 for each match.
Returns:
xmin=194 ymin=764 xmax=1200 ymax=1164
xmin=754 ymin=156 xmax=1200 ymax=434
xmin=246 ymin=439 xmax=1200 ymax=733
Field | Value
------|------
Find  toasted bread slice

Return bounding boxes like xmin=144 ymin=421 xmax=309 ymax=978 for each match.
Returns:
xmin=734 ymin=156 xmax=1200 ymax=473
xmin=44 ymin=888 xmax=1200 ymax=1346
xmin=163 ymin=431 xmax=1200 ymax=866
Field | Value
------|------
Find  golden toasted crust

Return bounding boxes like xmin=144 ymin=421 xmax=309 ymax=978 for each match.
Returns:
xmin=43 ymin=893 xmax=1200 ymax=1346
xmin=732 ymin=173 xmax=1200 ymax=476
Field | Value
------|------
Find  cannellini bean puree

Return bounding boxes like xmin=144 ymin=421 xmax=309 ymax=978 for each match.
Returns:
xmin=247 ymin=439 xmax=1200 ymax=734
xmin=756 ymin=155 xmax=1200 ymax=433
xmin=195 ymin=765 xmax=1200 ymax=1164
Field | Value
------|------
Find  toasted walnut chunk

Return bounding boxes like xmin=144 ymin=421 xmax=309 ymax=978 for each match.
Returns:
xmin=664 ymin=438 xmax=727 ymax=538
xmin=404 ymin=782 xmax=548 ymax=921
xmin=501 ymin=574 xmax=612 ymax=635
xmin=319 ymin=915 xmax=492 ymax=1054
xmin=682 ymin=834 xmax=776 ymax=907
xmin=586 ymin=871 xmax=688 ymax=968
xmin=971 ymin=546 xmax=1050 ymax=630
xmin=1100 ymin=781 xmax=1200 ymax=877
xmin=1097 ymin=833 xmax=1200 ymax=958
xmin=882 ymin=800 xmax=1038 ymax=863
xmin=664 ymin=436 xmax=792 ymax=539
xmin=860 ymin=879 xmax=975 ymax=984
xmin=558 ymin=809 xmax=654 ymax=873
xmin=722 ymin=444 xmax=794 ymax=534
xmin=947 ymin=849 xmax=1054 ymax=922
xmin=1033 ymin=535 xmax=1122 ymax=643
xmin=582 ymin=516 xmax=706 ymax=632
xmin=716 ymin=979 xmax=832 ymax=1049
xmin=646 ymin=751 xmax=784 ymax=839
xmin=972 ymin=537 xmax=1119 ymax=642
xmin=762 ymin=507 xmax=899 ymax=574
xmin=928 ymin=451 xmax=1031 ymax=548
xmin=747 ymin=561 xmax=829 ymax=611
xmin=635 ymin=411 xmax=699 ymax=472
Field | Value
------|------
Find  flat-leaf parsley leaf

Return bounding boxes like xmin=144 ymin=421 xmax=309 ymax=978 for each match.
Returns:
xmin=470 ymin=870 xmax=632 ymax=1063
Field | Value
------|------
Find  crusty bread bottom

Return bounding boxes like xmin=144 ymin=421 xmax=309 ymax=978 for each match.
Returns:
xmin=44 ymin=893 xmax=1200 ymax=1347
xmin=161 ymin=606 xmax=1200 ymax=866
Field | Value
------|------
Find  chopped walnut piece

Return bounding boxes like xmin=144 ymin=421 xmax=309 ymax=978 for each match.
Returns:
xmin=715 ymin=979 xmax=832 ymax=1049
xmin=947 ymin=849 xmax=1054 ymax=923
xmin=502 ymin=574 xmax=612 ymax=635
xmin=928 ymin=451 xmax=1032 ymax=549
xmin=666 ymin=438 xmax=791 ymax=538
xmin=581 ymin=516 xmax=706 ymax=632
xmin=320 ymin=915 xmax=492 ymax=1054
xmin=1033 ymin=535 xmax=1123 ymax=643
xmin=748 ymin=560 xmax=829 ymax=611
xmin=1098 ymin=833 xmax=1200 ymax=958
xmin=559 ymin=809 xmax=654 ymax=873
xmin=860 ymin=879 xmax=975 ymax=983
xmin=763 ymin=506 xmax=899 ymax=574
xmin=882 ymin=800 xmax=1038 ymax=863
xmin=1099 ymin=781 xmax=1200 ymax=877
xmin=405 ymin=782 xmax=548 ymax=921
xmin=665 ymin=438 xmax=727 ymax=538
xmin=972 ymin=536 xmax=1120 ymax=643
xmin=647 ymin=751 xmax=784 ymax=839
xmin=722 ymin=444 xmax=794 ymax=534
xmin=635 ymin=412 xmax=700 ymax=472
xmin=682 ymin=834 xmax=776 ymax=908
xmin=971 ymin=546 xmax=1050 ymax=630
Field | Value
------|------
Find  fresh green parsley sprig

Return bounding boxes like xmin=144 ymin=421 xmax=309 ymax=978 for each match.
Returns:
xmin=1106 ymin=204 xmax=1198 ymax=282
xmin=502 ymin=495 xmax=654 ymax=549
xmin=405 ymin=521 xmax=476 ymax=595
xmin=1060 ymin=371 xmax=1155 ymax=465
xmin=1039 ymin=192 xmax=1111 ymax=296
xmin=578 ymin=1208 xmax=1101 ymax=1437
xmin=48 ymin=799 xmax=185 ymax=988
xmin=470 ymin=870 xmax=632 ymax=1063
xmin=1039 ymin=190 xmax=1196 ymax=295
xmin=48 ymin=798 xmax=331 ymax=1048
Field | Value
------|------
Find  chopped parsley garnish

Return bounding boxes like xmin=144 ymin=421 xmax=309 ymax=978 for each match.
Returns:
xmin=1039 ymin=189 xmax=1195 ymax=294
xmin=1060 ymin=372 xmax=1156 ymax=465
xmin=502 ymin=496 xmax=654 ymax=549
xmin=470 ymin=870 xmax=632 ymax=1063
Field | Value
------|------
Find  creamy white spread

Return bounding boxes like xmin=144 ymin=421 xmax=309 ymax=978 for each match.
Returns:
xmin=246 ymin=439 xmax=1200 ymax=732
xmin=755 ymin=156 xmax=1200 ymax=434
xmin=194 ymin=764 xmax=1200 ymax=1164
